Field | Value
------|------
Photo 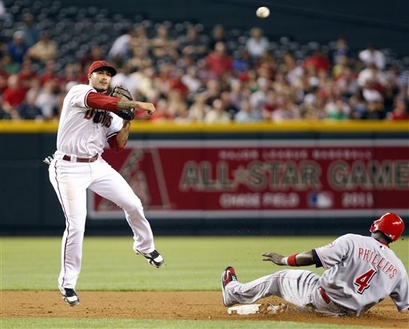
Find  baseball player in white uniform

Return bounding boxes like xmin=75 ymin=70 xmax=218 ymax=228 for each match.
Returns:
xmin=222 ymin=212 xmax=409 ymax=316
xmin=47 ymin=60 xmax=164 ymax=306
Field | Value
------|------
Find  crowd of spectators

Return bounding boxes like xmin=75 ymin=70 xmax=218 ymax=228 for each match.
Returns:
xmin=1 ymin=3 xmax=408 ymax=122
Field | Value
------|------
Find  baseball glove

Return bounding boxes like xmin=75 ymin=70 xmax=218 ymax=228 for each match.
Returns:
xmin=110 ymin=85 xmax=133 ymax=101
xmin=109 ymin=85 xmax=135 ymax=120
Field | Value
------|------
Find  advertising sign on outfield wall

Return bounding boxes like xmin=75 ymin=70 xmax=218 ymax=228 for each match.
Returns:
xmin=88 ymin=139 xmax=409 ymax=219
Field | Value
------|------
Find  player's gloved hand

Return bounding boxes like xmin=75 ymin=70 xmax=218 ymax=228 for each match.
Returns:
xmin=117 ymin=109 xmax=135 ymax=121
xmin=110 ymin=85 xmax=135 ymax=120
xmin=43 ymin=154 xmax=54 ymax=165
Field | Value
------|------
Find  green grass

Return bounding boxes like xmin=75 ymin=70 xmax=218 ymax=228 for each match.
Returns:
xmin=0 ymin=236 xmax=332 ymax=291
xmin=0 ymin=318 xmax=373 ymax=329
xmin=1 ymin=235 xmax=407 ymax=329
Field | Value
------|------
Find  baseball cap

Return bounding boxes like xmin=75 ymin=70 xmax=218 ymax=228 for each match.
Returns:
xmin=88 ymin=60 xmax=117 ymax=77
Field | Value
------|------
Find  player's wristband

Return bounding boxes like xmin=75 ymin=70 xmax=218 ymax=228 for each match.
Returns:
xmin=281 ymin=257 xmax=288 ymax=265
xmin=287 ymin=253 xmax=299 ymax=266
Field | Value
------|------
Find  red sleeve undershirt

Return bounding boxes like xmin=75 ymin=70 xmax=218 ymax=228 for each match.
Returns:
xmin=86 ymin=92 xmax=119 ymax=112
xmin=86 ymin=92 xmax=125 ymax=152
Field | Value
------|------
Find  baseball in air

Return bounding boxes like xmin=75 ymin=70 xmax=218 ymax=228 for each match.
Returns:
xmin=256 ymin=6 xmax=270 ymax=18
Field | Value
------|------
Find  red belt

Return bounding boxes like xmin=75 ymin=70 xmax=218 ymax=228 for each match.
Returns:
xmin=319 ymin=287 xmax=331 ymax=304
xmin=62 ymin=154 xmax=98 ymax=163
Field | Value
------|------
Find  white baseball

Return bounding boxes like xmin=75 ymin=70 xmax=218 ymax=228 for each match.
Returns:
xmin=256 ymin=6 xmax=270 ymax=18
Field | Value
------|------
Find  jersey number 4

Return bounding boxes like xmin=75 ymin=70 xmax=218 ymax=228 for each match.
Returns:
xmin=354 ymin=269 xmax=377 ymax=294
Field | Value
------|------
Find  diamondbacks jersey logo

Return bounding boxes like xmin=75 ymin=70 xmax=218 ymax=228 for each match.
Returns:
xmin=84 ymin=108 xmax=113 ymax=127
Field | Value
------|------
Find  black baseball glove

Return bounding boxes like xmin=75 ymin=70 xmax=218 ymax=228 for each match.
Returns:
xmin=109 ymin=85 xmax=135 ymax=120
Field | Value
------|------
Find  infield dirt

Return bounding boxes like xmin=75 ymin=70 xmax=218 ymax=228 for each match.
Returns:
xmin=1 ymin=291 xmax=408 ymax=328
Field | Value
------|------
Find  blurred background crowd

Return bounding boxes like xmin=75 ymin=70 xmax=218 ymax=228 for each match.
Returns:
xmin=1 ymin=0 xmax=408 ymax=122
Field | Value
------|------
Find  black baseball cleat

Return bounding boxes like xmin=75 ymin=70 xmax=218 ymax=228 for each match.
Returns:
xmin=59 ymin=286 xmax=80 ymax=306
xmin=136 ymin=249 xmax=164 ymax=268
xmin=221 ymin=266 xmax=238 ymax=307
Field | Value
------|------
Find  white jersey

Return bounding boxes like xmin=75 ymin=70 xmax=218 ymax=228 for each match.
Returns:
xmin=56 ymin=84 xmax=123 ymax=157
xmin=48 ymin=66 xmax=163 ymax=300
xmin=315 ymin=234 xmax=409 ymax=315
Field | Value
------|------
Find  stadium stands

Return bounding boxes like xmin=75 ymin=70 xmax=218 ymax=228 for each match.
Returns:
xmin=0 ymin=0 xmax=408 ymax=121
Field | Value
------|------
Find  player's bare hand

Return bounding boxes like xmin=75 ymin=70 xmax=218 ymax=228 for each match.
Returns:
xmin=262 ymin=252 xmax=286 ymax=265
xmin=136 ymin=101 xmax=156 ymax=115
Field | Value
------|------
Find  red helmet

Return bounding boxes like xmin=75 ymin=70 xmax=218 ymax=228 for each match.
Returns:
xmin=370 ymin=212 xmax=405 ymax=242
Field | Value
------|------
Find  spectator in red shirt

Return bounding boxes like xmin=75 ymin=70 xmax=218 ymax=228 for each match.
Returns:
xmin=169 ymin=68 xmax=189 ymax=100
xmin=303 ymin=48 xmax=331 ymax=73
xmin=17 ymin=57 xmax=38 ymax=92
xmin=204 ymin=41 xmax=233 ymax=78
xmin=39 ymin=60 xmax=62 ymax=93
xmin=387 ymin=98 xmax=409 ymax=120
xmin=2 ymin=74 xmax=27 ymax=119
